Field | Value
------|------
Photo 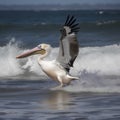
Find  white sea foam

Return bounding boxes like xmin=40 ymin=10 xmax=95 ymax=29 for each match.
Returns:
xmin=63 ymin=72 xmax=120 ymax=93
xmin=1 ymin=39 xmax=120 ymax=77
xmin=0 ymin=38 xmax=24 ymax=77
xmin=96 ymin=20 xmax=117 ymax=26
xmin=0 ymin=39 xmax=120 ymax=93
xmin=75 ymin=44 xmax=120 ymax=76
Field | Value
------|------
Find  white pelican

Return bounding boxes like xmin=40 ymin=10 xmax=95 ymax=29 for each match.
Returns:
xmin=16 ymin=15 xmax=80 ymax=89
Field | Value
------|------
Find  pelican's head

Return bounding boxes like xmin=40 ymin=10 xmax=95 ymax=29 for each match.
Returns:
xmin=16 ymin=43 xmax=51 ymax=59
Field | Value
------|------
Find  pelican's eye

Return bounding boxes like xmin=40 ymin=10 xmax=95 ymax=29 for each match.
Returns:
xmin=37 ymin=45 xmax=41 ymax=49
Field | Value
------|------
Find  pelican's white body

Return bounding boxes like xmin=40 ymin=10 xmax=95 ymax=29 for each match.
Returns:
xmin=38 ymin=59 xmax=77 ymax=86
xmin=16 ymin=15 xmax=80 ymax=89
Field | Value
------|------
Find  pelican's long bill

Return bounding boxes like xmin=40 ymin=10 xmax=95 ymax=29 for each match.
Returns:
xmin=16 ymin=46 xmax=46 ymax=59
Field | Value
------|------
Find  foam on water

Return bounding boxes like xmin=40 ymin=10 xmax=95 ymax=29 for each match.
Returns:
xmin=0 ymin=39 xmax=120 ymax=93
xmin=0 ymin=38 xmax=24 ymax=77
xmin=76 ymin=44 xmax=120 ymax=75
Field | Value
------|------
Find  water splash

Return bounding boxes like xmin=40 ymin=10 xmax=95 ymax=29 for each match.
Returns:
xmin=1 ymin=39 xmax=120 ymax=78
xmin=0 ymin=39 xmax=120 ymax=93
xmin=0 ymin=38 xmax=24 ymax=77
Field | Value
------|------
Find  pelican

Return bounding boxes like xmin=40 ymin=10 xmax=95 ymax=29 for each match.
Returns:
xmin=16 ymin=15 xmax=80 ymax=89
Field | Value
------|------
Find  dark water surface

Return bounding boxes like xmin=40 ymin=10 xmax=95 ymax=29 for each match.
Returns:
xmin=0 ymin=79 xmax=120 ymax=120
xmin=0 ymin=10 xmax=120 ymax=47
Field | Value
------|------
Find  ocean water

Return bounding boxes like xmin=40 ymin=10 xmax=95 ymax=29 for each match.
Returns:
xmin=0 ymin=10 xmax=120 ymax=120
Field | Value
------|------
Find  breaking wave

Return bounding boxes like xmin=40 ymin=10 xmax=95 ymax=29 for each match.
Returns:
xmin=1 ymin=38 xmax=120 ymax=77
xmin=0 ymin=39 xmax=120 ymax=93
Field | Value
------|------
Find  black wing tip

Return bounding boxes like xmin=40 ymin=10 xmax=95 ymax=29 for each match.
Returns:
xmin=64 ymin=15 xmax=80 ymax=34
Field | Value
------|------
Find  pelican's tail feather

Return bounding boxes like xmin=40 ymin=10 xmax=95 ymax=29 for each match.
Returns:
xmin=67 ymin=74 xmax=79 ymax=80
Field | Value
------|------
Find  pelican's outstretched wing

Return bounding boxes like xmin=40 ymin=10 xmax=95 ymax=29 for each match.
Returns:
xmin=56 ymin=15 xmax=79 ymax=72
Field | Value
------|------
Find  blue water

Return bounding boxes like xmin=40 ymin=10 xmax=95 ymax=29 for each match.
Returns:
xmin=0 ymin=10 xmax=120 ymax=120
xmin=0 ymin=10 xmax=120 ymax=47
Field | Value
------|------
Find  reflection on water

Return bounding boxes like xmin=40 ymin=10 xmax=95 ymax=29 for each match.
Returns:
xmin=42 ymin=91 xmax=72 ymax=110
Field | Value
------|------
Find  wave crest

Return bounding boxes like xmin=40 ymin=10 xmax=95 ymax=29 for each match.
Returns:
xmin=0 ymin=38 xmax=24 ymax=77
xmin=0 ymin=39 xmax=120 ymax=79
xmin=1 ymin=39 xmax=120 ymax=93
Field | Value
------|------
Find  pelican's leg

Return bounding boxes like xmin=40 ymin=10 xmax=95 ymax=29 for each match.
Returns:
xmin=50 ymin=76 xmax=64 ymax=90
xmin=51 ymin=84 xmax=63 ymax=90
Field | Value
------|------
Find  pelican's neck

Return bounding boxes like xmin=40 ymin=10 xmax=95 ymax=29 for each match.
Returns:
xmin=38 ymin=50 xmax=51 ymax=64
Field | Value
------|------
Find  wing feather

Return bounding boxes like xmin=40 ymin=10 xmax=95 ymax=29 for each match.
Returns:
xmin=57 ymin=15 xmax=79 ymax=72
